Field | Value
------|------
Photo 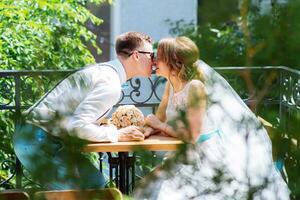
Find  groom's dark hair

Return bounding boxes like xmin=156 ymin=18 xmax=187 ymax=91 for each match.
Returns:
xmin=115 ymin=32 xmax=152 ymax=58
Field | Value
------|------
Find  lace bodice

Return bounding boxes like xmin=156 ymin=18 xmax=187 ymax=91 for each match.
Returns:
xmin=165 ymin=80 xmax=216 ymax=134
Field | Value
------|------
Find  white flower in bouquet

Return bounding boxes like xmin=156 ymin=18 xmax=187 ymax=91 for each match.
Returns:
xmin=110 ymin=105 xmax=145 ymax=129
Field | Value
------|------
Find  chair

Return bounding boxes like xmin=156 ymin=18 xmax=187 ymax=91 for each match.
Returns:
xmin=258 ymin=116 xmax=275 ymax=138
xmin=0 ymin=190 xmax=30 ymax=200
xmin=34 ymin=188 xmax=122 ymax=200
xmin=258 ymin=116 xmax=289 ymax=182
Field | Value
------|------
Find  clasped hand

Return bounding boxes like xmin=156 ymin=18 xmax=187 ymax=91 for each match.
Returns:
xmin=118 ymin=125 xmax=145 ymax=141
xmin=117 ymin=114 xmax=167 ymax=141
xmin=143 ymin=114 xmax=166 ymax=137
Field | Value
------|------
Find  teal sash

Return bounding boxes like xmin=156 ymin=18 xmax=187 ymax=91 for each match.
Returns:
xmin=197 ymin=129 xmax=222 ymax=143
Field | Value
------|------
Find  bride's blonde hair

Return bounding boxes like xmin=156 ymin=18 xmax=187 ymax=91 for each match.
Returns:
xmin=157 ymin=36 xmax=205 ymax=82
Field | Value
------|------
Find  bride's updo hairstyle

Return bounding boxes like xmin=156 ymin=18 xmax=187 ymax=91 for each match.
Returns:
xmin=157 ymin=36 xmax=205 ymax=82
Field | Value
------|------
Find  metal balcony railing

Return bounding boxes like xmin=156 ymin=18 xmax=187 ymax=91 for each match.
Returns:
xmin=0 ymin=66 xmax=299 ymax=189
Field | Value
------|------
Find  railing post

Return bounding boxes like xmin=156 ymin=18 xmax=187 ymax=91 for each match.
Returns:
xmin=14 ymin=75 xmax=22 ymax=188
xmin=279 ymin=69 xmax=283 ymax=127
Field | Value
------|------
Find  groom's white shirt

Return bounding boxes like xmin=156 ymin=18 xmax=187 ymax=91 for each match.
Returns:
xmin=26 ymin=59 xmax=127 ymax=142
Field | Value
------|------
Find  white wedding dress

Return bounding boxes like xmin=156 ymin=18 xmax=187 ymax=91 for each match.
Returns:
xmin=134 ymin=60 xmax=290 ymax=200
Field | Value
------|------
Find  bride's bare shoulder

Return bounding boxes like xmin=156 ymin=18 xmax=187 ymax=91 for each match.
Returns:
xmin=188 ymin=80 xmax=206 ymax=96
xmin=190 ymin=79 xmax=205 ymax=88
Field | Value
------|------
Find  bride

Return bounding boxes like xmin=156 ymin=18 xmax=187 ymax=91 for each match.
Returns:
xmin=134 ymin=36 xmax=290 ymax=199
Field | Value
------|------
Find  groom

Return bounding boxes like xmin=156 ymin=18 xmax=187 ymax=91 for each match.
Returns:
xmin=13 ymin=31 xmax=154 ymax=189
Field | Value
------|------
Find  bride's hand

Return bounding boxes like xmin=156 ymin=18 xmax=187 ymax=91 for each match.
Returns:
xmin=145 ymin=114 xmax=165 ymax=130
xmin=118 ymin=126 xmax=145 ymax=141
xmin=143 ymin=126 xmax=162 ymax=137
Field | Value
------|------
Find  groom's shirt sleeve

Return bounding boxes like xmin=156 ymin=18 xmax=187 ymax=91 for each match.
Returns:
xmin=66 ymin=68 xmax=121 ymax=143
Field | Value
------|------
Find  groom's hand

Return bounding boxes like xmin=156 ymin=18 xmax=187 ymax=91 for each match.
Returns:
xmin=118 ymin=126 xmax=145 ymax=141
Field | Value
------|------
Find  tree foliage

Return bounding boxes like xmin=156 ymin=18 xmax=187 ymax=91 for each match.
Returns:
xmin=170 ymin=0 xmax=300 ymax=69
xmin=0 ymin=0 xmax=107 ymax=189
xmin=0 ymin=0 xmax=107 ymax=70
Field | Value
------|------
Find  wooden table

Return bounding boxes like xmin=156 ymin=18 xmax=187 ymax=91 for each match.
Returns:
xmin=84 ymin=135 xmax=183 ymax=152
xmin=84 ymin=135 xmax=183 ymax=194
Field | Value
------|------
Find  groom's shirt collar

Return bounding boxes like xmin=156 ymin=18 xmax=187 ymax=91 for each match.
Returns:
xmin=103 ymin=59 xmax=127 ymax=85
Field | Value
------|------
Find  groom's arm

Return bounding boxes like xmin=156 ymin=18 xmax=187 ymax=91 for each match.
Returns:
xmin=66 ymin=80 xmax=144 ymax=142
xmin=65 ymin=77 xmax=123 ymax=142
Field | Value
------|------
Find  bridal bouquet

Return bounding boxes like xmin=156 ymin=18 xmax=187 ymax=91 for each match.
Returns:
xmin=110 ymin=105 xmax=145 ymax=129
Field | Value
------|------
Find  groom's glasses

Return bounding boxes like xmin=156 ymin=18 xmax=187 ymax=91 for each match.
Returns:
xmin=127 ymin=51 xmax=155 ymax=62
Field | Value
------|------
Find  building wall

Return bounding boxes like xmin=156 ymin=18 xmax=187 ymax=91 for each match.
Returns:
xmin=253 ymin=0 xmax=287 ymax=13
xmin=110 ymin=0 xmax=197 ymax=59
